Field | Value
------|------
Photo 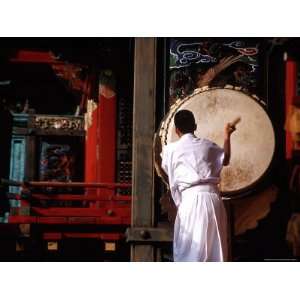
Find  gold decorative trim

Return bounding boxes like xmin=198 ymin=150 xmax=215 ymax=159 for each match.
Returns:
xmin=34 ymin=115 xmax=84 ymax=131
xmin=84 ymin=99 xmax=98 ymax=131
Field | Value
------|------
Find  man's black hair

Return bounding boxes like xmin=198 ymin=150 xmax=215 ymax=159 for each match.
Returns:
xmin=174 ymin=110 xmax=196 ymax=134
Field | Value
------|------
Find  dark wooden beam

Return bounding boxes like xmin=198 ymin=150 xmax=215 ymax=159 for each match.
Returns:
xmin=131 ymin=38 xmax=157 ymax=261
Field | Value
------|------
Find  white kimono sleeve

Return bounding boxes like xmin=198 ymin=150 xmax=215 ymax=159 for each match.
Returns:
xmin=212 ymin=143 xmax=225 ymax=174
xmin=160 ymin=146 xmax=169 ymax=175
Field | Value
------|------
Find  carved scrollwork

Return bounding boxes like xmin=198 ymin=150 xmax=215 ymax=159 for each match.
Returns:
xmin=33 ymin=116 xmax=84 ymax=131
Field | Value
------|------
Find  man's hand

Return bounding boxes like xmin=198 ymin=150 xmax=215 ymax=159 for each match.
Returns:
xmin=224 ymin=123 xmax=236 ymax=139
xmin=153 ymin=133 xmax=169 ymax=186
xmin=225 ymin=117 xmax=240 ymax=139
xmin=223 ymin=119 xmax=239 ymax=166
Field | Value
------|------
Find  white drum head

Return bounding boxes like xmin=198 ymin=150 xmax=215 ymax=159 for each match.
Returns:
xmin=159 ymin=87 xmax=275 ymax=194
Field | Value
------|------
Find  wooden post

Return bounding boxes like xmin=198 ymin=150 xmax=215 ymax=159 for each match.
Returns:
xmin=131 ymin=38 xmax=157 ymax=261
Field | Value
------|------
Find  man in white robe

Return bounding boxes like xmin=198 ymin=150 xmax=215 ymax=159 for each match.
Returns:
xmin=160 ymin=110 xmax=235 ymax=262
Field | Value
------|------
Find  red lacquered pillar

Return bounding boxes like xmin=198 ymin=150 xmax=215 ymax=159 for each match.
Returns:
xmin=85 ymin=76 xmax=117 ymax=205
xmin=285 ymin=59 xmax=297 ymax=159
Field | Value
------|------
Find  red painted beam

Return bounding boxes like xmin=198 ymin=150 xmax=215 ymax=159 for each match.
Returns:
xmin=31 ymin=207 xmax=131 ymax=217
xmin=67 ymin=217 xmax=98 ymax=224
xmin=3 ymin=179 xmax=131 ymax=189
xmin=9 ymin=216 xmax=37 ymax=223
xmin=37 ymin=217 xmax=68 ymax=224
xmin=27 ymin=181 xmax=131 ymax=188
xmin=8 ymin=216 xmax=130 ymax=225
xmin=43 ymin=232 xmax=62 ymax=240
xmin=10 ymin=50 xmax=63 ymax=64
xmin=43 ymin=232 xmax=123 ymax=240
xmin=31 ymin=194 xmax=131 ymax=202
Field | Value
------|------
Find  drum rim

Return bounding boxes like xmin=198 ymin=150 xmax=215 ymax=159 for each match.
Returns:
xmin=154 ymin=85 xmax=276 ymax=197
